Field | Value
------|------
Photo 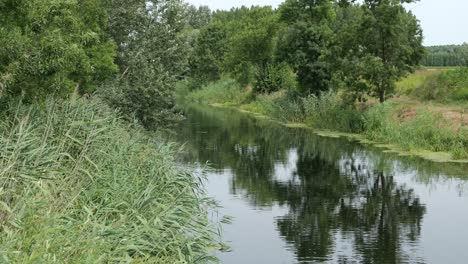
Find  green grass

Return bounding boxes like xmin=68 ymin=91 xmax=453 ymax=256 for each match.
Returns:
xmin=0 ymin=98 xmax=222 ymax=263
xmin=364 ymin=103 xmax=468 ymax=159
xmin=397 ymin=67 xmax=468 ymax=102
xmin=183 ymin=78 xmax=251 ymax=106
xmin=396 ymin=68 xmax=446 ymax=96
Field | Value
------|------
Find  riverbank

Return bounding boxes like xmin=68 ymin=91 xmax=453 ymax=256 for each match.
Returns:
xmin=178 ymin=70 xmax=468 ymax=162
xmin=0 ymin=98 xmax=221 ymax=262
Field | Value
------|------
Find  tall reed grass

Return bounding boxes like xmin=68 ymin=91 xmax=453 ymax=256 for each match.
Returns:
xmin=0 ymin=98 xmax=221 ymax=263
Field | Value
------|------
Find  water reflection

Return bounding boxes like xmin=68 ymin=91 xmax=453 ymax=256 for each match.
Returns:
xmin=175 ymin=105 xmax=468 ymax=264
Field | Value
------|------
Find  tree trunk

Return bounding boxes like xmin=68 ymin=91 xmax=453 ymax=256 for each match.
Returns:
xmin=379 ymin=89 xmax=385 ymax=103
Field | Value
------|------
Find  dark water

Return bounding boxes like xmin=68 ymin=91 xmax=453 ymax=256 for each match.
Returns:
xmin=175 ymin=105 xmax=468 ymax=264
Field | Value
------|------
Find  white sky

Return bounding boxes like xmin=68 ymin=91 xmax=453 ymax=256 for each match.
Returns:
xmin=186 ymin=0 xmax=468 ymax=46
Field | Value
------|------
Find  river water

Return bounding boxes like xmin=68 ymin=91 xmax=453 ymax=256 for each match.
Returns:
xmin=174 ymin=105 xmax=468 ymax=264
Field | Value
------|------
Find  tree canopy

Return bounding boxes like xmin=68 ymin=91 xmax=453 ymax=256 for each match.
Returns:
xmin=0 ymin=0 xmax=117 ymax=100
xmin=186 ymin=0 xmax=425 ymax=102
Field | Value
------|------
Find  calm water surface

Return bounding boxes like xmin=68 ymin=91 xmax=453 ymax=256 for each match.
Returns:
xmin=175 ymin=105 xmax=468 ymax=264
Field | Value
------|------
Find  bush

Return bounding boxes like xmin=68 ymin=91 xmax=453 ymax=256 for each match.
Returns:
xmin=253 ymin=63 xmax=298 ymax=94
xmin=239 ymin=91 xmax=305 ymax=122
xmin=0 ymin=98 xmax=221 ymax=262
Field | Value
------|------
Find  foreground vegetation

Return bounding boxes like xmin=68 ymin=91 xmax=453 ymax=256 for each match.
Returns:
xmin=179 ymin=71 xmax=468 ymax=160
xmin=1 ymin=0 xmax=226 ymax=261
xmin=0 ymin=98 xmax=221 ymax=262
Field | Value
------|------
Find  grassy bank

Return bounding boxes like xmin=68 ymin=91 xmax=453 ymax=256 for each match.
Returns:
xmin=0 ymin=98 xmax=220 ymax=263
xmin=179 ymin=74 xmax=468 ymax=161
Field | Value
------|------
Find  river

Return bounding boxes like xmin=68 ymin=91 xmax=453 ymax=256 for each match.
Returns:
xmin=174 ymin=105 xmax=468 ymax=264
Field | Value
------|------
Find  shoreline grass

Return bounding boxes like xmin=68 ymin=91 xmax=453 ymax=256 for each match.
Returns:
xmin=180 ymin=79 xmax=468 ymax=162
xmin=0 ymin=98 xmax=221 ymax=263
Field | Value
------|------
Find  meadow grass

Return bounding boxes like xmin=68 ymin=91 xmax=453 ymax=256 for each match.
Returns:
xmin=396 ymin=68 xmax=446 ymax=96
xmin=0 ymin=98 xmax=221 ymax=263
xmin=364 ymin=103 xmax=468 ymax=159
xmin=397 ymin=67 xmax=468 ymax=102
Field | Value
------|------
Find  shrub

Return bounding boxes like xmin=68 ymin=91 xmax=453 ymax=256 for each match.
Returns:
xmin=303 ymin=91 xmax=365 ymax=132
xmin=253 ymin=63 xmax=298 ymax=94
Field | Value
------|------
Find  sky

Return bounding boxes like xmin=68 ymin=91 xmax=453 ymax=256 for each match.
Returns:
xmin=186 ymin=0 xmax=468 ymax=46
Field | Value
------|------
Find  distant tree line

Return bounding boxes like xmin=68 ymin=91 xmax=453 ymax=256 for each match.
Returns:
xmin=422 ymin=44 xmax=468 ymax=67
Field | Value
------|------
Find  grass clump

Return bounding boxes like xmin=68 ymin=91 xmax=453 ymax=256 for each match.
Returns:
xmin=302 ymin=91 xmax=365 ymax=133
xmin=0 ymin=98 xmax=221 ymax=263
xmin=241 ymin=91 xmax=305 ymax=122
xmin=184 ymin=78 xmax=250 ymax=106
xmin=396 ymin=69 xmax=446 ymax=96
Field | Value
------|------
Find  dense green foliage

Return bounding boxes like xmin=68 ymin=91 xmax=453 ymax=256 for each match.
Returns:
xmin=0 ymin=98 xmax=221 ymax=262
xmin=0 ymin=0 xmax=199 ymax=129
xmin=422 ymin=44 xmax=468 ymax=67
xmin=100 ymin=0 xmax=190 ymax=129
xmin=0 ymin=0 xmax=117 ymax=99
xmin=186 ymin=0 xmax=424 ymax=102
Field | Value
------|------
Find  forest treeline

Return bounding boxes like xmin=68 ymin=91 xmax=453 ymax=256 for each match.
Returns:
xmin=422 ymin=44 xmax=468 ymax=67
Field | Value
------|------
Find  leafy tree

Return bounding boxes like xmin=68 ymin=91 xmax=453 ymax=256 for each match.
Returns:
xmin=184 ymin=4 xmax=211 ymax=29
xmin=0 ymin=0 xmax=117 ymax=100
xmin=223 ymin=6 xmax=280 ymax=89
xmin=189 ymin=21 xmax=227 ymax=86
xmin=102 ymin=0 xmax=188 ymax=129
xmin=355 ymin=0 xmax=424 ymax=102
xmin=276 ymin=0 xmax=335 ymax=95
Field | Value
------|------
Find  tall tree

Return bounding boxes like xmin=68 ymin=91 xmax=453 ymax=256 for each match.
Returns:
xmin=102 ymin=0 xmax=189 ymax=129
xmin=276 ymin=0 xmax=335 ymax=95
xmin=223 ymin=6 xmax=279 ymax=88
xmin=357 ymin=0 xmax=424 ymax=102
xmin=189 ymin=21 xmax=227 ymax=86
xmin=184 ymin=4 xmax=211 ymax=29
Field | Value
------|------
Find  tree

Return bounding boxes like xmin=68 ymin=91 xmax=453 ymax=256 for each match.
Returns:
xmin=189 ymin=21 xmax=227 ymax=86
xmin=0 ymin=0 xmax=117 ymax=100
xmin=102 ymin=0 xmax=188 ymax=129
xmin=184 ymin=4 xmax=211 ymax=29
xmin=356 ymin=0 xmax=424 ymax=102
xmin=276 ymin=0 xmax=335 ymax=95
xmin=223 ymin=6 xmax=280 ymax=89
